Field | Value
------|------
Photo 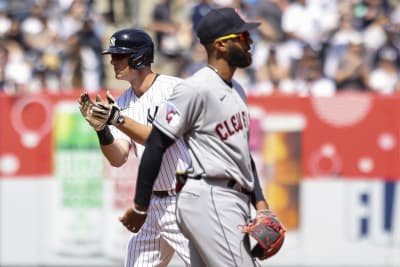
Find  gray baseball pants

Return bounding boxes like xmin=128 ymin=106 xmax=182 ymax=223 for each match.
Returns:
xmin=176 ymin=178 xmax=255 ymax=267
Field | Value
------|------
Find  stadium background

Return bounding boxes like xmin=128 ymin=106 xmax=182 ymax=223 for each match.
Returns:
xmin=1 ymin=0 xmax=400 ymax=266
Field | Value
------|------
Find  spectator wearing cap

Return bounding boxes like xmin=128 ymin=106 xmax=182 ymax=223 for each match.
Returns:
xmin=368 ymin=47 xmax=400 ymax=94
xmin=148 ymin=0 xmax=181 ymax=57
xmin=281 ymin=0 xmax=332 ymax=54
xmin=190 ymin=0 xmax=213 ymax=35
xmin=279 ymin=45 xmax=336 ymax=97
xmin=324 ymin=14 xmax=362 ymax=78
xmin=362 ymin=11 xmax=388 ymax=59
xmin=372 ymin=23 xmax=400 ymax=69
xmin=21 ymin=4 xmax=61 ymax=92
xmin=253 ymin=0 xmax=286 ymax=43
xmin=252 ymin=45 xmax=290 ymax=95
xmin=2 ymin=41 xmax=32 ymax=94
xmin=332 ymin=34 xmax=371 ymax=91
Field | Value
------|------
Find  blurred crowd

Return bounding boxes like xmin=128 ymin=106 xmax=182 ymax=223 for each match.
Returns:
xmin=1 ymin=0 xmax=400 ymax=96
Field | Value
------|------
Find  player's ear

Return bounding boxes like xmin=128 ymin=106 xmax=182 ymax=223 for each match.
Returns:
xmin=215 ymin=39 xmax=227 ymax=49
xmin=213 ymin=39 xmax=228 ymax=53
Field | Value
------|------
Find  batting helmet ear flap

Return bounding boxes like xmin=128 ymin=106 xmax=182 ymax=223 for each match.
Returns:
xmin=128 ymin=45 xmax=154 ymax=69
xmin=128 ymin=53 xmax=140 ymax=68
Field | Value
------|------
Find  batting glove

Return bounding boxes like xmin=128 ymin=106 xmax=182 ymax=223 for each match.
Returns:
xmin=91 ymin=91 xmax=125 ymax=126
xmin=78 ymin=92 xmax=107 ymax=131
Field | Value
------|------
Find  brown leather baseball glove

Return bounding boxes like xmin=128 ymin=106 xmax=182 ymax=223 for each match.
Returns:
xmin=242 ymin=209 xmax=286 ymax=260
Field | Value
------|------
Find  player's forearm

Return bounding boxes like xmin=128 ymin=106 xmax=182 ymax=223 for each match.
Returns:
xmin=255 ymin=200 xmax=270 ymax=211
xmin=134 ymin=127 xmax=174 ymax=208
xmin=115 ymin=117 xmax=152 ymax=145
xmin=251 ymin=157 xmax=270 ymax=211
xmin=252 ymin=174 xmax=267 ymax=207
xmin=100 ymin=140 xmax=129 ymax=167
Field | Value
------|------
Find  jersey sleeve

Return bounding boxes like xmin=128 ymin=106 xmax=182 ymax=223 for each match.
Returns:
xmin=108 ymin=90 xmax=135 ymax=144
xmin=153 ymin=82 xmax=201 ymax=140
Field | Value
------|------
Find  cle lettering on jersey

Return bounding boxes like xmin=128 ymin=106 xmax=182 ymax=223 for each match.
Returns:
xmin=215 ymin=111 xmax=248 ymax=141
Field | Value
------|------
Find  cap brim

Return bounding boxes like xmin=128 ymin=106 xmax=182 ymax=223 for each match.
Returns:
xmin=234 ymin=22 xmax=261 ymax=34
xmin=101 ymin=47 xmax=132 ymax=55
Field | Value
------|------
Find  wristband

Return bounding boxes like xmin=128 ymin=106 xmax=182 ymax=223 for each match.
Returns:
xmin=96 ymin=126 xmax=114 ymax=145
xmin=132 ymin=203 xmax=147 ymax=215
xmin=114 ymin=114 xmax=125 ymax=125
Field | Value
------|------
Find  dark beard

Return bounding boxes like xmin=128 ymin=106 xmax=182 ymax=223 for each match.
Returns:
xmin=227 ymin=45 xmax=252 ymax=68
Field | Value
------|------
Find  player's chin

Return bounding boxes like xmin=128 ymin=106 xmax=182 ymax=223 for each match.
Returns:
xmin=238 ymin=57 xmax=252 ymax=68
xmin=115 ymin=73 xmax=126 ymax=80
xmin=228 ymin=56 xmax=252 ymax=68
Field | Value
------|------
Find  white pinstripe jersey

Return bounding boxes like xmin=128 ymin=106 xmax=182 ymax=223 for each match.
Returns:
xmin=110 ymin=74 xmax=191 ymax=191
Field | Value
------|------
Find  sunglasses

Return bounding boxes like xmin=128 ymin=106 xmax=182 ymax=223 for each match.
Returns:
xmin=215 ymin=31 xmax=251 ymax=42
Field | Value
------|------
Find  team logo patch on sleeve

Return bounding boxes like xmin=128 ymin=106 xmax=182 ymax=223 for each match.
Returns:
xmin=165 ymin=103 xmax=181 ymax=127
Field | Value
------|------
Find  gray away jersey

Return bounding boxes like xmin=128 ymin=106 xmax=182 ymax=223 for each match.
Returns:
xmin=110 ymin=74 xmax=191 ymax=191
xmin=153 ymin=67 xmax=254 ymax=191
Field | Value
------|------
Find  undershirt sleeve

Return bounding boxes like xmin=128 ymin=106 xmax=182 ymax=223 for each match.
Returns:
xmin=134 ymin=127 xmax=175 ymax=207
xmin=251 ymin=155 xmax=266 ymax=206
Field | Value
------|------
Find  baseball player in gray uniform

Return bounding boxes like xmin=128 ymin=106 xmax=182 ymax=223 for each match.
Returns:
xmin=78 ymin=28 xmax=190 ymax=267
xmin=120 ymin=8 xmax=271 ymax=267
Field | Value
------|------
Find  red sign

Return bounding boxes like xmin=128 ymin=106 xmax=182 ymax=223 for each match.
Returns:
xmin=249 ymin=92 xmax=400 ymax=180
xmin=0 ymin=93 xmax=54 ymax=176
xmin=2 ymin=91 xmax=400 ymax=180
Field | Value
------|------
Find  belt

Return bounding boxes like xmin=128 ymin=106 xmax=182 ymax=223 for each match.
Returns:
xmin=203 ymin=178 xmax=252 ymax=195
xmin=227 ymin=179 xmax=252 ymax=194
xmin=152 ymin=189 xmax=176 ymax=198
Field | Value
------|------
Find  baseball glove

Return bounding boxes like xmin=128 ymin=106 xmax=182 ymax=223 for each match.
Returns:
xmin=242 ymin=209 xmax=286 ymax=260
xmin=78 ymin=92 xmax=107 ymax=131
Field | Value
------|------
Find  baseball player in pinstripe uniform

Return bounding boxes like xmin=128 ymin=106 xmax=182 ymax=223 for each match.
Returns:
xmin=120 ymin=8 xmax=273 ymax=267
xmin=78 ymin=28 xmax=190 ymax=267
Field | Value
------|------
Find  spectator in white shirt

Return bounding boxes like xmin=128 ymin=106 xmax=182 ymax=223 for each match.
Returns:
xmin=369 ymin=47 xmax=400 ymax=94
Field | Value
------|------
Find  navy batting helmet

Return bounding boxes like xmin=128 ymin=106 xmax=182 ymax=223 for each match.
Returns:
xmin=102 ymin=28 xmax=154 ymax=69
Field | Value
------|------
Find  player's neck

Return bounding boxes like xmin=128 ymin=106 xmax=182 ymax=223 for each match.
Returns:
xmin=208 ymin=64 xmax=233 ymax=87
xmin=208 ymin=58 xmax=236 ymax=83
xmin=130 ymin=71 xmax=158 ymax=97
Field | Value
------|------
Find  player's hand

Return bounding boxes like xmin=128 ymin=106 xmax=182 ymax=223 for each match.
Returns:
xmin=91 ymin=90 xmax=125 ymax=126
xmin=119 ymin=204 xmax=147 ymax=233
xmin=77 ymin=92 xmax=107 ymax=131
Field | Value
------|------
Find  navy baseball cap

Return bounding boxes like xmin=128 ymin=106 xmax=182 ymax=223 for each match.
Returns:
xmin=196 ymin=7 xmax=261 ymax=45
